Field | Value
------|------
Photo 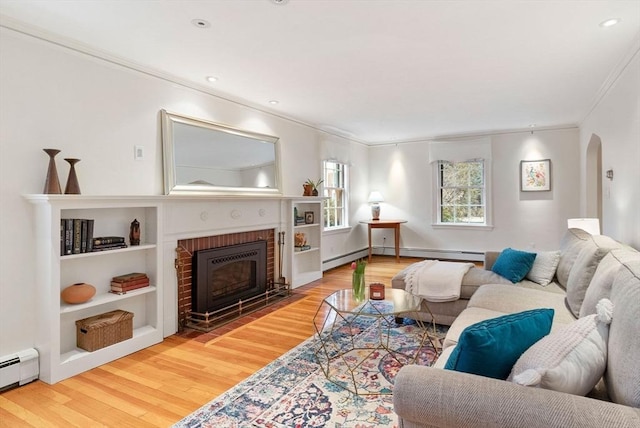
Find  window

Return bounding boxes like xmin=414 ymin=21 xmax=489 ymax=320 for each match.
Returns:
xmin=437 ymin=160 xmax=486 ymax=224
xmin=323 ymin=160 xmax=348 ymax=229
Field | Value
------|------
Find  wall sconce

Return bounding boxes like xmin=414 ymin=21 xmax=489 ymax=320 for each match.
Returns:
xmin=367 ymin=191 xmax=384 ymax=220
xmin=606 ymin=169 xmax=614 ymax=180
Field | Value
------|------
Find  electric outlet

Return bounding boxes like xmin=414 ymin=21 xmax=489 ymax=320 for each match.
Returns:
xmin=134 ymin=145 xmax=144 ymax=161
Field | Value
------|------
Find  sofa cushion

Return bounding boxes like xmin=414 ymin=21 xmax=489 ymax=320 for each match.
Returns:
xmin=491 ymin=248 xmax=537 ymax=283
xmin=556 ymin=228 xmax=591 ymax=288
xmin=509 ymin=299 xmax=613 ymax=396
xmin=605 ymin=260 xmax=640 ymax=407
xmin=467 ymin=284 xmax=575 ymax=326
xmin=579 ymin=248 xmax=640 ymax=317
xmin=443 ymin=306 xmax=509 ymax=349
xmin=461 ymin=266 xmax=511 ymax=288
xmin=433 ymin=345 xmax=455 ymax=369
xmin=565 ymin=235 xmax=621 ymax=317
xmin=444 ymin=308 xmax=554 ymax=380
xmin=526 ymin=250 xmax=561 ymax=286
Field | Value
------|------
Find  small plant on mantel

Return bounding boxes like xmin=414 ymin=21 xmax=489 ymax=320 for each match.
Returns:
xmin=303 ymin=178 xmax=323 ymax=196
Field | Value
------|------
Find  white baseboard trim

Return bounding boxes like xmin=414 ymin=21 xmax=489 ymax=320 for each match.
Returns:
xmin=322 ymin=249 xmax=368 ymax=271
xmin=393 ymin=247 xmax=484 ymax=262
xmin=322 ymin=247 xmax=483 ymax=271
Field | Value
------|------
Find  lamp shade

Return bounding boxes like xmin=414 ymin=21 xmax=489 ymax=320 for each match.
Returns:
xmin=567 ymin=218 xmax=600 ymax=235
xmin=368 ymin=191 xmax=384 ymax=204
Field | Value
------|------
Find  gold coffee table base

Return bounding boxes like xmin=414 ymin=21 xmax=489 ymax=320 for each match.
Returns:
xmin=313 ymin=288 xmax=439 ymax=395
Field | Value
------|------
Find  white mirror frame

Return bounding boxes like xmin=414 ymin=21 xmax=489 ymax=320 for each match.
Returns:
xmin=161 ymin=109 xmax=282 ymax=196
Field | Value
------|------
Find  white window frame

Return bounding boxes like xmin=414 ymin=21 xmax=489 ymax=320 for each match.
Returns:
xmin=322 ymin=160 xmax=349 ymax=231
xmin=432 ymin=160 xmax=493 ymax=230
xmin=429 ymin=138 xmax=493 ymax=230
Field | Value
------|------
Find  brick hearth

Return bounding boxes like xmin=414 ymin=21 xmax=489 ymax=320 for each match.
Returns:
xmin=175 ymin=229 xmax=275 ymax=330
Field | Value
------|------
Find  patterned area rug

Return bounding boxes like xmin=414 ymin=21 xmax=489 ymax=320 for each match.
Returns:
xmin=174 ymin=310 xmax=447 ymax=428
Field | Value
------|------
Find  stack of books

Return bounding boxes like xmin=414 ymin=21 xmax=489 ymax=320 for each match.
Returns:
xmin=60 ymin=218 xmax=94 ymax=255
xmin=110 ymin=272 xmax=149 ymax=294
xmin=92 ymin=236 xmax=127 ymax=252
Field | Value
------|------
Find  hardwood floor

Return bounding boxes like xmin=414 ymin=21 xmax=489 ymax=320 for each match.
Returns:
xmin=0 ymin=256 xmax=423 ymax=427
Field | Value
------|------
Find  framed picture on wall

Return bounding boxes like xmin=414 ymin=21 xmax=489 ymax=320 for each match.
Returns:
xmin=305 ymin=211 xmax=314 ymax=224
xmin=520 ymin=159 xmax=551 ymax=191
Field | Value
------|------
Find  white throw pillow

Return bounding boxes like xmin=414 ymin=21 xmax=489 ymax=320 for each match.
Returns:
xmin=525 ymin=250 xmax=560 ymax=286
xmin=508 ymin=298 xmax=613 ymax=396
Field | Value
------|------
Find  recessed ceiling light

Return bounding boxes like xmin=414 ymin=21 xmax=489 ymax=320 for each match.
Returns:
xmin=270 ymin=0 xmax=289 ymax=5
xmin=269 ymin=100 xmax=279 ymax=105
xmin=206 ymin=76 xmax=218 ymax=83
xmin=191 ymin=19 xmax=211 ymax=29
xmin=600 ymin=18 xmax=620 ymax=28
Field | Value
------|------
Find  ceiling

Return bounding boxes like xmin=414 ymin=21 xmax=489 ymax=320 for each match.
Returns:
xmin=1 ymin=0 xmax=639 ymax=145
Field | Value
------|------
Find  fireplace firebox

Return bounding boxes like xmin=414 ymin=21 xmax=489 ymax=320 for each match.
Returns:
xmin=192 ymin=240 xmax=267 ymax=315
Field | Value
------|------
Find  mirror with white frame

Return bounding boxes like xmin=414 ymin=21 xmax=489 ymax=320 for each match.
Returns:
xmin=161 ymin=110 xmax=282 ymax=195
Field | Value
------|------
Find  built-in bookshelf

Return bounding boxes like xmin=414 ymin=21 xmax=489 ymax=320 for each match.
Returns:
xmin=289 ymin=198 xmax=323 ymax=287
xmin=25 ymin=195 xmax=163 ymax=384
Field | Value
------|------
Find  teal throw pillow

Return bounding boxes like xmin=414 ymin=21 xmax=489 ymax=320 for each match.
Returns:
xmin=492 ymin=248 xmax=537 ymax=283
xmin=444 ymin=308 xmax=554 ymax=380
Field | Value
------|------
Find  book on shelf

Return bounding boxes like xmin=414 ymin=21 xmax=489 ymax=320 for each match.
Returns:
xmin=111 ymin=276 xmax=149 ymax=287
xmin=93 ymin=236 xmax=126 ymax=246
xmin=85 ymin=219 xmax=94 ymax=252
xmin=72 ymin=219 xmax=82 ymax=254
xmin=294 ymin=245 xmax=311 ymax=252
xmin=61 ymin=218 xmax=73 ymax=255
xmin=110 ymin=279 xmax=150 ymax=293
xmin=110 ymin=283 xmax=150 ymax=294
xmin=91 ymin=243 xmax=128 ymax=252
xmin=112 ymin=272 xmax=147 ymax=283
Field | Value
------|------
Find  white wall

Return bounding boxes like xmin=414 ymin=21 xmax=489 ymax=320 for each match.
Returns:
xmin=2 ymin=25 xmax=637 ymax=358
xmin=0 ymin=28 xmax=363 ymax=356
xmin=580 ymin=49 xmax=640 ymax=248
xmin=366 ymin=128 xmax=581 ymax=254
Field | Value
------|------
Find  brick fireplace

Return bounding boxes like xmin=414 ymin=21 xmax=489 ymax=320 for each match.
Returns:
xmin=175 ymin=229 xmax=275 ymax=330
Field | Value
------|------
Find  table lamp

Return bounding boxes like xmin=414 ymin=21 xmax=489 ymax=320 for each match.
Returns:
xmin=567 ymin=218 xmax=600 ymax=235
xmin=368 ymin=191 xmax=384 ymax=220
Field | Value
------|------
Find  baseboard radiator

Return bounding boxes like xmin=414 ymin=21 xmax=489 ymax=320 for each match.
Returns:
xmin=0 ymin=348 xmax=39 ymax=391
xmin=322 ymin=247 xmax=483 ymax=272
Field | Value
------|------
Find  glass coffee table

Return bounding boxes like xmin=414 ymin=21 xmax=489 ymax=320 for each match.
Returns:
xmin=313 ymin=287 xmax=439 ymax=395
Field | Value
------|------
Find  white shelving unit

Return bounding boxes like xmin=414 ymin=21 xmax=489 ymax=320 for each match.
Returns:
xmin=25 ymin=195 xmax=163 ymax=384
xmin=290 ymin=198 xmax=323 ymax=288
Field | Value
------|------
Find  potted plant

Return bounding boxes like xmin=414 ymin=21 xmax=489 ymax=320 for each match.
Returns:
xmin=303 ymin=178 xmax=323 ymax=196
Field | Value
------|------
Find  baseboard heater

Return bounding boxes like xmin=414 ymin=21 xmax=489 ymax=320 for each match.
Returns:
xmin=0 ymin=348 xmax=39 ymax=392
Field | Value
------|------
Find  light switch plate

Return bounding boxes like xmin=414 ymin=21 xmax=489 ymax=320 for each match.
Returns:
xmin=134 ymin=145 xmax=144 ymax=161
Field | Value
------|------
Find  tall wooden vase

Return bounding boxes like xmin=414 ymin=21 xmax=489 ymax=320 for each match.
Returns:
xmin=64 ymin=158 xmax=81 ymax=194
xmin=43 ymin=148 xmax=62 ymax=194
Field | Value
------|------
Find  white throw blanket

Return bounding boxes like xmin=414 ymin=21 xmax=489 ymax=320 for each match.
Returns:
xmin=404 ymin=260 xmax=475 ymax=302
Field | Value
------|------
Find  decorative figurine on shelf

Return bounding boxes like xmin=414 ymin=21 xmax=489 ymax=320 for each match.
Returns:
xmin=294 ymin=232 xmax=307 ymax=247
xmin=129 ymin=218 xmax=140 ymax=246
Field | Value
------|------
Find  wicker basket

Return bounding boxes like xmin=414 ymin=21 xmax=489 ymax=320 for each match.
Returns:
xmin=76 ymin=310 xmax=134 ymax=352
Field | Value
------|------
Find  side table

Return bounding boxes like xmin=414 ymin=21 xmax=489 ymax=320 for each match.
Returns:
xmin=359 ymin=219 xmax=407 ymax=262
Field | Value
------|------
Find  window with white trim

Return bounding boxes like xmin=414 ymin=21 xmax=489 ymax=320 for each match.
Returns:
xmin=437 ymin=160 xmax=486 ymax=224
xmin=323 ymin=160 xmax=348 ymax=229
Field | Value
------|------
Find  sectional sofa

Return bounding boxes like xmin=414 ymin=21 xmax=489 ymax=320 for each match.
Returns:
xmin=393 ymin=229 xmax=640 ymax=427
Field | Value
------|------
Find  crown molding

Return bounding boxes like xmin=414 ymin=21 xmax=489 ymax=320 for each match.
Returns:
xmin=579 ymin=31 xmax=640 ymax=126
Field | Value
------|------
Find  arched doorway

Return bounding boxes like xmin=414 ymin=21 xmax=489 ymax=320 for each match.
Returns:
xmin=586 ymin=134 xmax=602 ymax=226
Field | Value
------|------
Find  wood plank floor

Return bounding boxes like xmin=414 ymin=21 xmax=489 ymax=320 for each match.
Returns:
xmin=0 ymin=256 xmax=424 ymax=428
